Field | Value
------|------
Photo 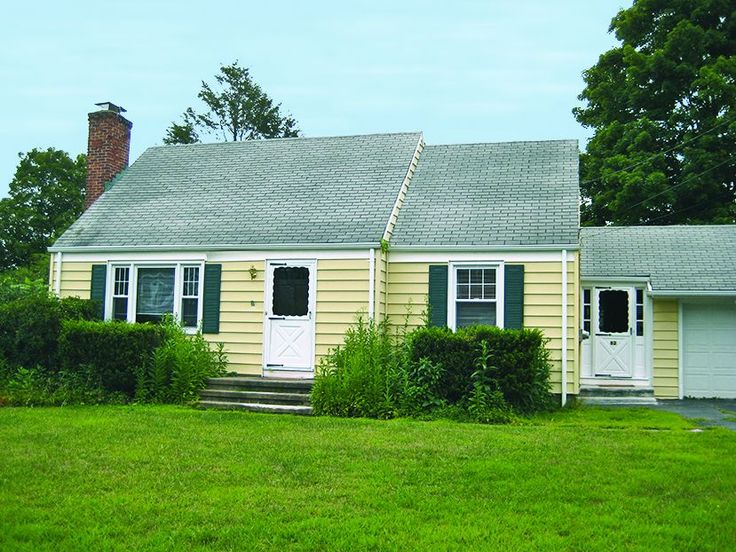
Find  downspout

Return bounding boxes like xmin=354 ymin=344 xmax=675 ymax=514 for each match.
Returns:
xmin=54 ymin=252 xmax=63 ymax=297
xmin=368 ymin=248 xmax=375 ymax=320
xmin=561 ymin=249 xmax=568 ymax=406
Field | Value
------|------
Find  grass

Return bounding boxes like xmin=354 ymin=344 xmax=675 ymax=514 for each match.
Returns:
xmin=0 ymin=406 xmax=734 ymax=551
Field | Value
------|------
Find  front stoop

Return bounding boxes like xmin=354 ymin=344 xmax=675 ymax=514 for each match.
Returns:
xmin=198 ymin=377 xmax=314 ymax=415
xmin=579 ymin=385 xmax=658 ymax=406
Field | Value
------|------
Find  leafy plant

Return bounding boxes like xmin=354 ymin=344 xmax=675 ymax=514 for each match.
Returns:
xmin=467 ymin=341 xmax=513 ymax=424
xmin=135 ymin=316 xmax=227 ymax=404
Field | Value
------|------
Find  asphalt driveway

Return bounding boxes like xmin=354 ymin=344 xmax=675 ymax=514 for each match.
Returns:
xmin=653 ymin=399 xmax=736 ymax=430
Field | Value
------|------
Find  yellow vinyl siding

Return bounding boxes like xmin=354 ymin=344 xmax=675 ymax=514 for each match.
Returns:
xmin=385 ymin=256 xmax=580 ymax=395
xmin=203 ymin=261 xmax=265 ymax=374
xmin=315 ymin=258 xmax=370 ymax=361
xmin=58 ymin=262 xmax=93 ymax=299
xmin=652 ymin=299 xmax=679 ymax=399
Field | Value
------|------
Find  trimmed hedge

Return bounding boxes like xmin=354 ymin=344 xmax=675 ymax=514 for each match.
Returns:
xmin=0 ymin=292 xmax=98 ymax=372
xmin=59 ymin=320 xmax=166 ymax=396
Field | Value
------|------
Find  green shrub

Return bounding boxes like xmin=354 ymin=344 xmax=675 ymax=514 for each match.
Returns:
xmin=135 ymin=319 xmax=228 ymax=404
xmin=59 ymin=320 xmax=166 ymax=396
xmin=467 ymin=341 xmax=514 ymax=424
xmin=0 ymin=287 xmax=98 ymax=373
xmin=460 ymin=326 xmax=552 ymax=413
xmin=398 ymin=357 xmax=446 ymax=416
xmin=406 ymin=326 xmax=474 ymax=402
xmin=312 ymin=316 xmax=402 ymax=418
xmin=0 ymin=365 xmax=126 ymax=407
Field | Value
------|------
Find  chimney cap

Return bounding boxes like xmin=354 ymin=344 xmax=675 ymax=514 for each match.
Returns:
xmin=94 ymin=102 xmax=127 ymax=114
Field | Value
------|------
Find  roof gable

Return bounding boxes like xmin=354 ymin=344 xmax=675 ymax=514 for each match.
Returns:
xmin=54 ymin=132 xmax=422 ymax=250
xmin=390 ymin=140 xmax=580 ymax=247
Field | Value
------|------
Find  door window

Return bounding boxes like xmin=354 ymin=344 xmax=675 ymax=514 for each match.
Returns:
xmin=598 ymin=289 xmax=629 ymax=333
xmin=272 ymin=266 xmax=309 ymax=316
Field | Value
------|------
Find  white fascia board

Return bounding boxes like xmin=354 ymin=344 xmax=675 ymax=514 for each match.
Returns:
xmin=60 ymin=249 xmax=372 ymax=263
xmin=389 ymin=244 xmax=579 ymax=252
xmin=650 ymin=290 xmax=736 ymax=298
xmin=390 ymin=249 xmax=577 ymax=263
xmin=581 ymin=277 xmax=651 ymax=287
xmin=48 ymin=242 xmax=379 ymax=253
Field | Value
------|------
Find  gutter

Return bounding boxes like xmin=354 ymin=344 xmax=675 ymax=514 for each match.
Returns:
xmin=48 ymin=242 xmax=381 ymax=254
xmin=389 ymin=244 xmax=580 ymax=252
xmin=649 ymin=290 xmax=736 ymax=297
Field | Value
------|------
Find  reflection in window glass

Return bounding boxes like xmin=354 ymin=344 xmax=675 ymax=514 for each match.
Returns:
xmin=136 ymin=268 xmax=175 ymax=323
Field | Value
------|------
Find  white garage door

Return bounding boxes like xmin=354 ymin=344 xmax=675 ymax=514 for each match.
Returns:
xmin=683 ymin=303 xmax=736 ymax=398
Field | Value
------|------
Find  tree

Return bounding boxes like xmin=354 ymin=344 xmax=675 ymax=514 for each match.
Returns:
xmin=0 ymin=148 xmax=86 ymax=272
xmin=574 ymin=0 xmax=735 ymax=225
xmin=164 ymin=61 xmax=299 ymax=144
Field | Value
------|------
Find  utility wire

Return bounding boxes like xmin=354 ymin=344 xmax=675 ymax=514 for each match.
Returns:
xmin=580 ymin=113 xmax=736 ymax=186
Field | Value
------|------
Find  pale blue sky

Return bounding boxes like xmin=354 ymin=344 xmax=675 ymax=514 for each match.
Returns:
xmin=0 ymin=0 xmax=626 ymax=198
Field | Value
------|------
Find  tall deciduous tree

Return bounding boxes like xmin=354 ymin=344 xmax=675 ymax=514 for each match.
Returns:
xmin=164 ymin=61 xmax=299 ymax=144
xmin=574 ymin=0 xmax=735 ymax=225
xmin=0 ymin=148 xmax=86 ymax=272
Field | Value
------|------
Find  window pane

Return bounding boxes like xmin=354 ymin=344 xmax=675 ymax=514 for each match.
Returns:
xmin=583 ymin=289 xmax=590 ymax=304
xmin=456 ymin=302 xmax=496 ymax=328
xmin=114 ymin=267 xmax=129 ymax=296
xmin=636 ymin=321 xmax=644 ymax=337
xmin=483 ymin=284 xmax=496 ymax=299
xmin=598 ymin=290 xmax=629 ymax=333
xmin=583 ymin=305 xmax=590 ymax=320
xmin=272 ymin=266 xmax=309 ymax=316
xmin=113 ymin=297 xmax=128 ymax=321
xmin=136 ymin=267 xmax=175 ymax=323
xmin=182 ymin=298 xmax=198 ymax=328
xmin=483 ymin=269 xmax=496 ymax=284
xmin=183 ymin=266 xmax=199 ymax=297
xmin=457 ymin=269 xmax=469 ymax=284
xmin=457 ymin=284 xmax=469 ymax=300
xmin=470 ymin=284 xmax=482 ymax=298
xmin=470 ymin=269 xmax=483 ymax=284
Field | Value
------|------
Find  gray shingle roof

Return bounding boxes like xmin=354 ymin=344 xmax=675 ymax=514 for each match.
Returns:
xmin=391 ymin=140 xmax=579 ymax=247
xmin=581 ymin=225 xmax=736 ymax=292
xmin=53 ymin=132 xmax=422 ymax=249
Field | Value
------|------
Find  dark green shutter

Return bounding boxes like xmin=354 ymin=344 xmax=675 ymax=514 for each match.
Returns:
xmin=504 ymin=264 xmax=524 ymax=329
xmin=90 ymin=264 xmax=107 ymax=319
xmin=202 ymin=264 xmax=222 ymax=334
xmin=428 ymin=265 xmax=448 ymax=327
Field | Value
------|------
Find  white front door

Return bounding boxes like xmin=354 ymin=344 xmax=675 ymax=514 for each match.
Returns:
xmin=264 ymin=261 xmax=316 ymax=376
xmin=593 ymin=287 xmax=635 ymax=377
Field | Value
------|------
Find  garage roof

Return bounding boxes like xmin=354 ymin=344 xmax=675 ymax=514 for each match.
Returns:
xmin=581 ymin=225 xmax=736 ymax=294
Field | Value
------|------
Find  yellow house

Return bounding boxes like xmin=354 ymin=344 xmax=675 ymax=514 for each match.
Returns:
xmin=49 ymin=103 xmax=736 ymax=406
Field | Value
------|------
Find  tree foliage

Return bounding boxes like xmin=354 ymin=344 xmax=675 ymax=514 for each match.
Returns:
xmin=164 ymin=61 xmax=299 ymax=144
xmin=0 ymin=148 xmax=86 ymax=272
xmin=574 ymin=0 xmax=736 ymax=225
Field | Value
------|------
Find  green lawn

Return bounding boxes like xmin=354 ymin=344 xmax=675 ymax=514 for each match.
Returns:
xmin=0 ymin=406 xmax=734 ymax=551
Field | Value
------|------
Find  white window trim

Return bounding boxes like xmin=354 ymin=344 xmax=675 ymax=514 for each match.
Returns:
xmin=105 ymin=261 xmax=205 ymax=333
xmin=447 ymin=262 xmax=505 ymax=331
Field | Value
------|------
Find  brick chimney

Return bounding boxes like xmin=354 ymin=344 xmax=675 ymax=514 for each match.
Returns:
xmin=85 ymin=102 xmax=132 ymax=209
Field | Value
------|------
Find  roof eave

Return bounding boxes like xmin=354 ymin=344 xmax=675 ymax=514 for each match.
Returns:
xmin=389 ymin=243 xmax=580 ymax=252
xmin=48 ymin=242 xmax=381 ymax=254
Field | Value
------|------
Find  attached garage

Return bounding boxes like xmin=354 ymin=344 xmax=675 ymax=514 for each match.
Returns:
xmin=682 ymin=303 xmax=736 ymax=399
xmin=581 ymin=225 xmax=736 ymax=400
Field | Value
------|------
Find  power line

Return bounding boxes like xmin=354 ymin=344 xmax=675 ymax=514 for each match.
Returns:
xmin=580 ymin=157 xmax=735 ymax=240
xmin=580 ymin=113 xmax=736 ymax=186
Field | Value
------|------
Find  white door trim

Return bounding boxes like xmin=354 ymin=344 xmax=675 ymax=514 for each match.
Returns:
xmin=263 ymin=259 xmax=317 ymax=377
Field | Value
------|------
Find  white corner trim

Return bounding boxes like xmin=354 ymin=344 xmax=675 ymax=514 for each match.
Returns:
xmin=54 ymin=252 xmax=62 ymax=296
xmin=368 ymin=248 xmax=376 ymax=320
xmin=561 ymin=249 xmax=568 ymax=406
xmin=678 ymin=300 xmax=684 ymax=399
xmin=382 ymin=134 xmax=424 ymax=242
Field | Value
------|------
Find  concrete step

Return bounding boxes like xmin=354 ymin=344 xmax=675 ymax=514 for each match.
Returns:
xmin=205 ymin=376 xmax=313 ymax=394
xmin=198 ymin=400 xmax=313 ymax=415
xmin=579 ymin=385 xmax=657 ymax=405
xmin=199 ymin=389 xmax=311 ymax=406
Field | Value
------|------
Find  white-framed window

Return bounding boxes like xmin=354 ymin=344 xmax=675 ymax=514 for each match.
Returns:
xmin=448 ymin=263 xmax=504 ymax=330
xmin=106 ymin=262 xmax=203 ymax=330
